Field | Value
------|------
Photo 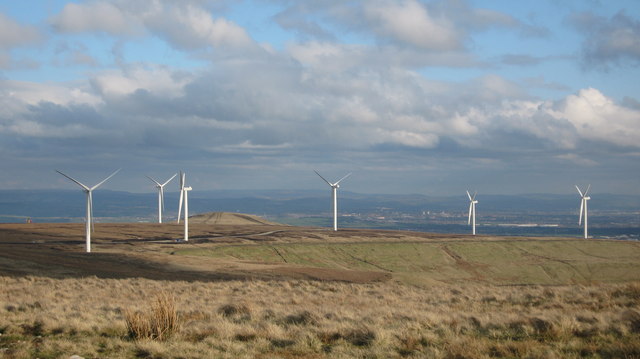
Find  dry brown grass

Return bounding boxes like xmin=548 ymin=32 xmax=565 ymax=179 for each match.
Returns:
xmin=124 ymin=293 xmax=180 ymax=341
xmin=1 ymin=276 xmax=640 ymax=358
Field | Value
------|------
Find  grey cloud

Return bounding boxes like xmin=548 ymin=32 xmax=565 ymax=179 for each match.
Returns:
xmin=0 ymin=12 xmax=41 ymax=69
xmin=50 ymin=1 xmax=140 ymax=35
xmin=570 ymin=10 xmax=640 ymax=69
xmin=272 ymin=5 xmax=337 ymax=41
xmin=0 ymin=13 xmax=41 ymax=48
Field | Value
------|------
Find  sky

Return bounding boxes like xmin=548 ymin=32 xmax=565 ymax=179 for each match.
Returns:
xmin=0 ymin=0 xmax=639 ymax=195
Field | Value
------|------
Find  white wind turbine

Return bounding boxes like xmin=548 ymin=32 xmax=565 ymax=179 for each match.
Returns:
xmin=575 ymin=184 xmax=591 ymax=239
xmin=56 ymin=169 xmax=120 ymax=253
xmin=315 ymin=171 xmax=351 ymax=231
xmin=467 ymin=190 xmax=478 ymax=235
xmin=176 ymin=171 xmax=192 ymax=242
xmin=146 ymin=174 xmax=177 ymax=223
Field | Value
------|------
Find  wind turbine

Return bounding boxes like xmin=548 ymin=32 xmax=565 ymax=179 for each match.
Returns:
xmin=576 ymin=184 xmax=591 ymax=239
xmin=315 ymin=171 xmax=351 ymax=231
xmin=176 ymin=171 xmax=192 ymax=242
xmin=467 ymin=190 xmax=478 ymax=235
xmin=146 ymin=174 xmax=177 ymax=223
xmin=55 ymin=169 xmax=120 ymax=253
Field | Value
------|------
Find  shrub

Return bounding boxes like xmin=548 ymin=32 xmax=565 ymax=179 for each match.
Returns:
xmin=125 ymin=293 xmax=180 ymax=341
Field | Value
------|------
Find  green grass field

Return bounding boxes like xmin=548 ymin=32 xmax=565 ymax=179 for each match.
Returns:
xmin=176 ymin=239 xmax=640 ymax=285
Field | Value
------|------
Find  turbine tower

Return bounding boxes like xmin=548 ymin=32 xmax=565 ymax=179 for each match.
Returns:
xmin=56 ymin=169 xmax=120 ymax=253
xmin=177 ymin=171 xmax=192 ymax=242
xmin=146 ymin=174 xmax=177 ymax=223
xmin=575 ymin=184 xmax=591 ymax=239
xmin=315 ymin=171 xmax=351 ymax=231
xmin=467 ymin=190 xmax=478 ymax=235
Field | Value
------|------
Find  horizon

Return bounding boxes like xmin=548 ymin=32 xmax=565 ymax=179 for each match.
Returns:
xmin=0 ymin=186 xmax=634 ymax=197
xmin=1 ymin=1 xmax=639 ymax=195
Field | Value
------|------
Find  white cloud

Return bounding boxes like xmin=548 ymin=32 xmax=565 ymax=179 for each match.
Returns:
xmin=0 ymin=80 xmax=101 ymax=107
xmin=91 ymin=66 xmax=192 ymax=98
xmin=364 ymin=0 xmax=460 ymax=50
xmin=144 ymin=4 xmax=255 ymax=50
xmin=376 ymin=129 xmax=440 ymax=148
xmin=49 ymin=1 xmax=255 ymax=52
xmin=559 ymin=88 xmax=640 ymax=147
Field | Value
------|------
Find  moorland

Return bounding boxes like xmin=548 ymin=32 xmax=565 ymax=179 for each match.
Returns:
xmin=1 ymin=214 xmax=639 ymax=358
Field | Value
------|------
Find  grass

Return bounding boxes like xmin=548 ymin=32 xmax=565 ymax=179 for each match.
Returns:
xmin=124 ymin=293 xmax=180 ymax=341
xmin=176 ymin=239 xmax=640 ymax=285
xmin=1 ymin=276 xmax=640 ymax=358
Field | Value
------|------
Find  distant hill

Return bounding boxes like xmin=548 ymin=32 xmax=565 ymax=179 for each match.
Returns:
xmin=0 ymin=189 xmax=639 ymax=223
xmin=189 ymin=212 xmax=280 ymax=225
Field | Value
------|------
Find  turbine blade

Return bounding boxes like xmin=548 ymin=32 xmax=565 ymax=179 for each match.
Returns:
xmin=335 ymin=172 xmax=352 ymax=185
xmin=468 ymin=203 xmax=473 ymax=225
xmin=146 ymin=175 xmax=161 ymax=186
xmin=575 ymin=185 xmax=583 ymax=197
xmin=56 ymin=170 xmax=90 ymax=191
xmin=578 ymin=199 xmax=584 ymax=225
xmin=177 ymin=189 xmax=184 ymax=223
xmin=91 ymin=169 xmax=121 ymax=190
xmin=314 ymin=170 xmax=332 ymax=186
xmin=584 ymin=184 xmax=591 ymax=196
xmin=162 ymin=173 xmax=178 ymax=187
xmin=180 ymin=172 xmax=185 ymax=190
xmin=466 ymin=190 xmax=472 ymax=201
xmin=473 ymin=191 xmax=477 ymax=201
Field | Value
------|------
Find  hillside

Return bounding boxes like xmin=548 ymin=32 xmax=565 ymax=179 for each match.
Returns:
xmin=0 ymin=222 xmax=639 ymax=285
xmin=1 ymin=223 xmax=640 ymax=358
xmin=188 ymin=212 xmax=280 ymax=225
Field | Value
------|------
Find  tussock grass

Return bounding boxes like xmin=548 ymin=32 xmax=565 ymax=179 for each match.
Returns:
xmin=1 ymin=276 xmax=640 ymax=358
xmin=124 ymin=293 xmax=180 ymax=341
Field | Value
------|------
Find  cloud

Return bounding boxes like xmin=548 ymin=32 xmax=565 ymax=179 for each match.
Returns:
xmin=570 ymin=10 xmax=640 ymax=69
xmin=0 ymin=13 xmax=41 ymax=48
xmin=2 ymin=0 xmax=638 ymax=193
xmin=273 ymin=0 xmax=518 ymax=58
xmin=559 ymin=87 xmax=640 ymax=148
xmin=363 ymin=0 xmax=461 ymax=50
xmin=0 ymin=13 xmax=41 ymax=69
xmin=91 ymin=65 xmax=192 ymax=98
xmin=49 ymin=1 xmax=257 ymax=54
xmin=143 ymin=3 xmax=255 ymax=51
xmin=50 ymin=1 xmax=139 ymax=35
